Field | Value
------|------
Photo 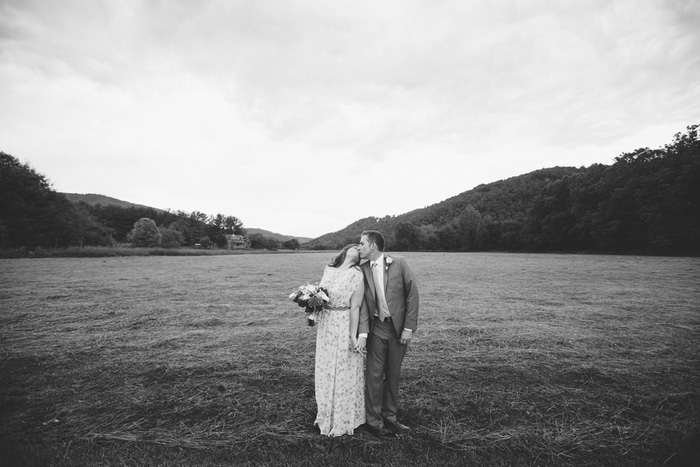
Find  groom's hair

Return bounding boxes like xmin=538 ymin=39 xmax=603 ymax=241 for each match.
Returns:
xmin=362 ymin=230 xmax=385 ymax=252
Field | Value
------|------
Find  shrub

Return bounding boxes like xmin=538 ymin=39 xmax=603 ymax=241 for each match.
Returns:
xmin=159 ymin=227 xmax=185 ymax=248
xmin=126 ymin=218 xmax=161 ymax=247
xmin=197 ymin=236 xmax=213 ymax=249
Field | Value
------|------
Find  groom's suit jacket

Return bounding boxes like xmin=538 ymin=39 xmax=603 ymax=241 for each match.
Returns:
xmin=359 ymin=255 xmax=419 ymax=337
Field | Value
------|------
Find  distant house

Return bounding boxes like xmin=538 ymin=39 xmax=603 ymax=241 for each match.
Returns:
xmin=225 ymin=234 xmax=248 ymax=250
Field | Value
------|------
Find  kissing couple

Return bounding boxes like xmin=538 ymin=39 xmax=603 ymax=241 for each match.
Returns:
xmin=312 ymin=230 xmax=420 ymax=438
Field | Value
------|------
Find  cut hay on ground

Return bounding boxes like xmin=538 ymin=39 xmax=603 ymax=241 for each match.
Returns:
xmin=1 ymin=253 xmax=698 ymax=466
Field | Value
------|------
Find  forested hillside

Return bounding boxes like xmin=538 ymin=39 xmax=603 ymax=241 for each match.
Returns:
xmin=0 ymin=154 xmax=246 ymax=250
xmin=245 ymin=228 xmax=312 ymax=244
xmin=307 ymin=125 xmax=700 ymax=255
xmin=61 ymin=193 xmax=155 ymax=210
xmin=2 ymin=124 xmax=698 ymax=255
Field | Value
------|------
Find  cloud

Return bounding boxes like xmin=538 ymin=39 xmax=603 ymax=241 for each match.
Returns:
xmin=1 ymin=0 xmax=699 ymax=237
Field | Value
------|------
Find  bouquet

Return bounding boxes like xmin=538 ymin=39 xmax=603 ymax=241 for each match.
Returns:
xmin=289 ymin=283 xmax=330 ymax=326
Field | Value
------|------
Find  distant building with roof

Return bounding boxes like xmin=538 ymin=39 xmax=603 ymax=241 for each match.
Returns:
xmin=225 ymin=234 xmax=248 ymax=249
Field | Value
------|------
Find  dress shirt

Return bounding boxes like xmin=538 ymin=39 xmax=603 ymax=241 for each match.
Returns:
xmin=373 ymin=254 xmax=413 ymax=334
xmin=371 ymin=255 xmax=391 ymax=320
xmin=358 ymin=255 xmax=412 ymax=339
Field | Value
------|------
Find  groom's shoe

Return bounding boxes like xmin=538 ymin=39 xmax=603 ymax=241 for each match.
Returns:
xmin=366 ymin=425 xmax=395 ymax=439
xmin=385 ymin=420 xmax=411 ymax=434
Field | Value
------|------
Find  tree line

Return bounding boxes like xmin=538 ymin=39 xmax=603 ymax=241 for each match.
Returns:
xmin=307 ymin=125 xmax=699 ymax=256
xmin=3 ymin=124 xmax=698 ymax=255
xmin=0 ymin=153 xmax=246 ymax=250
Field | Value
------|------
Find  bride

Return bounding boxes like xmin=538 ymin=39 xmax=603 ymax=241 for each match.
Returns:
xmin=313 ymin=244 xmax=368 ymax=436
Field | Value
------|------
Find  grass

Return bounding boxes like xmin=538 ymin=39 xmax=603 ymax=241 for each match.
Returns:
xmin=0 ymin=246 xmax=300 ymax=259
xmin=1 ymin=252 xmax=699 ymax=466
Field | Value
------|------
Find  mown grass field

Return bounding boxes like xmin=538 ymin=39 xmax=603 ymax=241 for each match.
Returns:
xmin=1 ymin=252 xmax=699 ymax=466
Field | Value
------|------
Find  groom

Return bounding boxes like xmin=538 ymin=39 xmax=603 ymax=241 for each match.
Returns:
xmin=357 ymin=230 xmax=419 ymax=438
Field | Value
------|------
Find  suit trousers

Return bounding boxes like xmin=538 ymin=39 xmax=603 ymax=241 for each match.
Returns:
xmin=365 ymin=318 xmax=407 ymax=428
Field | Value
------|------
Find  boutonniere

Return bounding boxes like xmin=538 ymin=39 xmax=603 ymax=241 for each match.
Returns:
xmin=385 ymin=257 xmax=393 ymax=271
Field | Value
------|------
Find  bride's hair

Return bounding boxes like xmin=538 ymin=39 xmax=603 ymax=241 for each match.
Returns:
xmin=329 ymin=244 xmax=358 ymax=268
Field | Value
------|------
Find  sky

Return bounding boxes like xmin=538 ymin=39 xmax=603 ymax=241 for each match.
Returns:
xmin=1 ymin=1 xmax=699 ymax=239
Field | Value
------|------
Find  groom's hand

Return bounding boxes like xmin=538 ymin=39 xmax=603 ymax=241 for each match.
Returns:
xmin=399 ymin=329 xmax=413 ymax=345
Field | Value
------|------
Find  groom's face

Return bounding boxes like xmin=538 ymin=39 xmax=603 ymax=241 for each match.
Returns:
xmin=358 ymin=235 xmax=373 ymax=260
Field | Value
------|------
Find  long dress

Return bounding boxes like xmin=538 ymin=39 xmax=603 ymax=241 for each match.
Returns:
xmin=314 ymin=265 xmax=366 ymax=436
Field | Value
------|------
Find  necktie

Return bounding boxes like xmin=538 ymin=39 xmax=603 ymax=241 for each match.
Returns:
xmin=372 ymin=262 xmax=387 ymax=322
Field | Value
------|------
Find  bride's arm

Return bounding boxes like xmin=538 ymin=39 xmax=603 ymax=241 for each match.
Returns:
xmin=349 ymin=282 xmax=364 ymax=349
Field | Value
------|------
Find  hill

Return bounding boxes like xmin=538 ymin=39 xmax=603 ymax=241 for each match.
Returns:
xmin=306 ymin=166 xmax=582 ymax=250
xmin=61 ymin=193 xmax=310 ymax=243
xmin=306 ymin=123 xmax=699 ymax=255
xmin=61 ymin=193 xmax=158 ymax=210
xmin=246 ymin=228 xmax=312 ymax=244
xmin=3 ymin=125 xmax=698 ymax=254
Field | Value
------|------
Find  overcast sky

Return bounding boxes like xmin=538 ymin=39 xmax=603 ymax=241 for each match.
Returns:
xmin=1 ymin=0 xmax=698 ymax=238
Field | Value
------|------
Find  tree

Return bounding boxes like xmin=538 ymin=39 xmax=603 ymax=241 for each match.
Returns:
xmin=69 ymin=202 xmax=115 ymax=248
xmin=127 ymin=218 xmax=161 ymax=247
xmin=158 ymin=226 xmax=185 ymax=248
xmin=283 ymin=238 xmax=300 ymax=250
xmin=198 ymin=236 xmax=213 ymax=249
xmin=168 ymin=210 xmax=209 ymax=246
xmin=0 ymin=151 xmax=96 ymax=249
xmin=208 ymin=214 xmax=227 ymax=247
xmin=458 ymin=205 xmax=482 ymax=250
xmin=224 ymin=215 xmax=245 ymax=235
xmin=84 ymin=204 xmax=180 ymax=243
xmin=394 ymin=222 xmax=420 ymax=251
xmin=189 ymin=211 xmax=211 ymax=243
xmin=417 ymin=224 xmax=440 ymax=250
xmin=207 ymin=213 xmax=246 ymax=247
xmin=437 ymin=223 xmax=460 ymax=251
xmin=528 ymin=177 xmax=576 ymax=250
xmin=248 ymin=233 xmax=280 ymax=250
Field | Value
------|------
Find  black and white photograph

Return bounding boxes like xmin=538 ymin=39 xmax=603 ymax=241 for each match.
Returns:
xmin=1 ymin=1 xmax=698 ymax=466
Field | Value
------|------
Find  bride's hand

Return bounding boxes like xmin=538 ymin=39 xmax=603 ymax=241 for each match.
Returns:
xmin=350 ymin=335 xmax=358 ymax=349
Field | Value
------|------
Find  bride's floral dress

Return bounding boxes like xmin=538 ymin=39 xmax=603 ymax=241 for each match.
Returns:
xmin=314 ymin=265 xmax=366 ymax=436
